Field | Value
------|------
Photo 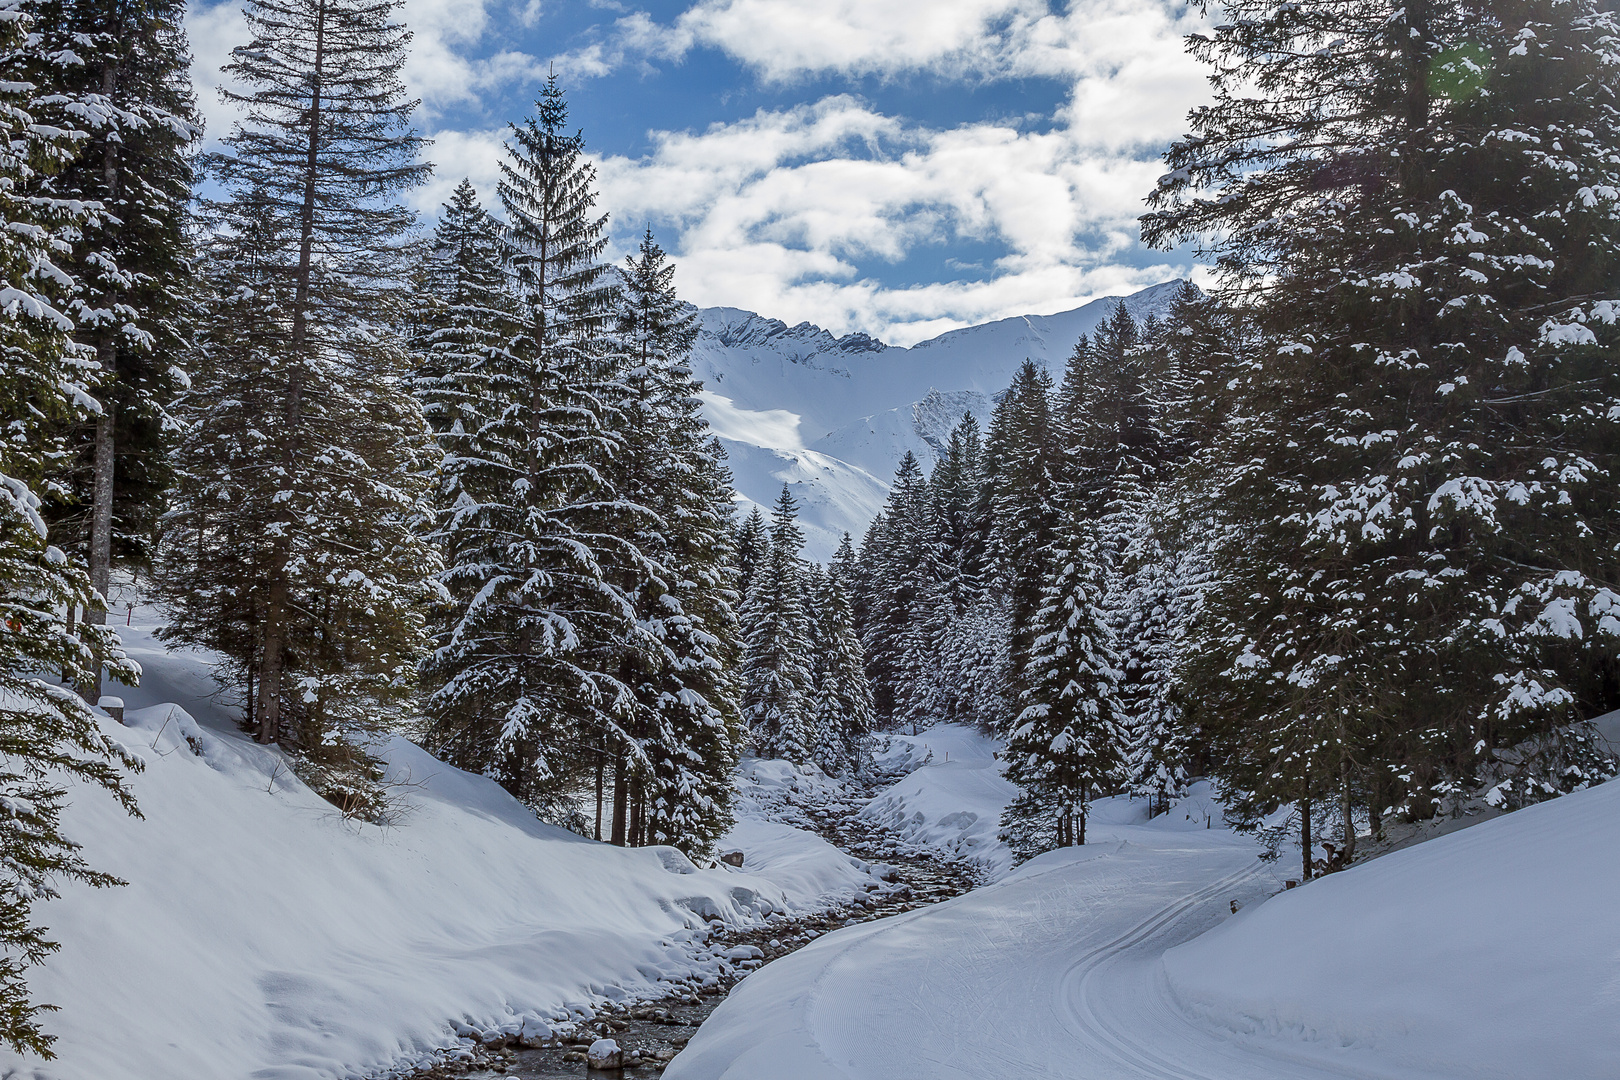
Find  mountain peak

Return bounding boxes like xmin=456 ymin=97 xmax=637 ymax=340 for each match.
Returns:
xmin=690 ymin=281 xmax=1189 ymax=559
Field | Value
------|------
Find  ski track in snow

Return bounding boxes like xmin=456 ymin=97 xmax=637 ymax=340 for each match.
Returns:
xmin=664 ymin=831 xmax=1429 ymax=1080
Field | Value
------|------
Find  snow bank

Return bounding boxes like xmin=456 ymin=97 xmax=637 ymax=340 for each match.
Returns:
xmin=862 ymin=724 xmax=1015 ymax=877
xmin=719 ymin=818 xmax=873 ymax=910
xmin=1163 ymin=776 xmax=1620 ymax=1080
xmin=3 ymin=692 xmax=879 ymax=1080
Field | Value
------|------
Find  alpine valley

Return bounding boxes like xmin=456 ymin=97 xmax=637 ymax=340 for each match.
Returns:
xmin=692 ymin=281 xmax=1187 ymax=557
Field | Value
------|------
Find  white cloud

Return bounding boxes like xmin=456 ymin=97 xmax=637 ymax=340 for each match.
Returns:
xmin=594 ymin=88 xmax=1197 ymax=345
xmin=186 ymin=0 xmax=1210 ymax=342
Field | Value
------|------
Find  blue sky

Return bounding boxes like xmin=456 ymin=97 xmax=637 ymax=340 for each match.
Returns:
xmin=188 ymin=0 xmax=1210 ymax=345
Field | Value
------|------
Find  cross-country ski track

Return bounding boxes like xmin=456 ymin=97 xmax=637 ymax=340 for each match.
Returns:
xmin=664 ymin=824 xmax=1436 ymax=1080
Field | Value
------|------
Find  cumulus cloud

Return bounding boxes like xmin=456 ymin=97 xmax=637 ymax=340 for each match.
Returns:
xmin=186 ymin=0 xmax=1209 ymax=343
xmin=594 ymin=86 xmax=1195 ymax=345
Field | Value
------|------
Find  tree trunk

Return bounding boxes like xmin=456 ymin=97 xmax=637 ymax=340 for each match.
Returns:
xmin=256 ymin=568 xmax=288 ymax=743
xmin=1300 ymin=794 xmax=1312 ymax=882
xmin=610 ymin=752 xmax=628 ymax=846
xmin=79 ymin=397 xmax=116 ymax=704
xmin=628 ymin=783 xmax=643 ymax=848
xmin=594 ymin=747 xmax=605 ymax=841
xmin=79 ymin=50 xmax=125 ymax=706
xmin=1340 ymin=759 xmax=1356 ymax=864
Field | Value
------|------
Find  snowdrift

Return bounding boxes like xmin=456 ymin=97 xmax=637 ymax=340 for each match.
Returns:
xmin=861 ymin=724 xmax=1015 ymax=878
xmin=2 ymin=676 xmax=878 ymax=1080
xmin=1163 ymin=776 xmax=1620 ymax=1080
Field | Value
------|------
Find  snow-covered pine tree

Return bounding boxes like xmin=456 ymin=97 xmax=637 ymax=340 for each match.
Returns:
xmin=26 ymin=0 xmax=199 ymax=702
xmin=809 ymin=551 xmax=874 ymax=775
xmin=999 ymin=512 xmax=1124 ymax=861
xmin=732 ymin=506 xmax=768 ymax=604
xmin=161 ymin=0 xmax=439 ymax=809
xmin=1145 ymin=0 xmax=1620 ymax=873
xmin=411 ymin=178 xmax=517 ymax=454
xmin=609 ymin=228 xmax=742 ymax=856
xmin=985 ymin=360 xmax=1061 ymax=723
xmin=0 ymin=5 xmax=141 ymax=1049
xmin=740 ymin=486 xmax=815 ymax=761
xmin=1118 ymin=510 xmax=1193 ymax=815
xmin=911 ymin=414 xmax=992 ymax=724
xmin=857 ymin=452 xmax=933 ymax=724
xmin=420 ymin=74 xmax=630 ymax=819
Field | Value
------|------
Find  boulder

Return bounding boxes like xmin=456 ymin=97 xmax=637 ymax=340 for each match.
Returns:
xmin=587 ymin=1037 xmax=622 ymax=1070
xmin=719 ymin=850 xmax=745 ymax=867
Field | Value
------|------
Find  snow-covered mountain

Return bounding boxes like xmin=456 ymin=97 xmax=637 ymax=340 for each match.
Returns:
xmin=692 ymin=280 xmax=1187 ymax=559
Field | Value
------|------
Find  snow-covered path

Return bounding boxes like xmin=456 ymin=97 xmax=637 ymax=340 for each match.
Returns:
xmin=663 ymin=827 xmax=1382 ymax=1080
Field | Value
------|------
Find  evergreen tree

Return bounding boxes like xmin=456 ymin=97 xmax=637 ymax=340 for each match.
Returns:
xmin=1118 ymin=511 xmax=1194 ymax=815
xmin=1000 ymin=513 xmax=1124 ymax=861
xmin=740 ymin=486 xmax=814 ymax=761
xmin=984 ymin=360 xmax=1060 ymax=718
xmin=1146 ymin=0 xmax=1620 ymax=873
xmin=27 ymin=0 xmax=200 ymax=703
xmin=161 ymin=0 xmax=439 ymax=805
xmin=857 ymin=452 xmax=932 ymax=724
xmin=733 ymin=506 xmax=768 ymax=603
xmin=0 ymin=5 xmax=141 ymax=1049
xmin=411 ymin=179 xmax=517 ymax=451
xmin=912 ymin=414 xmax=991 ymax=724
xmin=808 ymin=553 xmax=874 ymax=775
xmin=608 ymin=228 xmax=741 ymax=855
xmin=419 ymin=76 xmax=631 ymax=819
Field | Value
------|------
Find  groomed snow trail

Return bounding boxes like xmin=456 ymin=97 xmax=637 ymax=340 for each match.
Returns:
xmin=664 ymin=826 xmax=1415 ymax=1080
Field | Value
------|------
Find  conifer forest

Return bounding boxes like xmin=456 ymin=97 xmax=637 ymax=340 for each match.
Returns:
xmin=1 ymin=0 xmax=1617 ymax=1074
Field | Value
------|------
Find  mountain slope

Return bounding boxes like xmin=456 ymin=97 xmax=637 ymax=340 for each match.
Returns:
xmin=691 ymin=281 xmax=1187 ymax=557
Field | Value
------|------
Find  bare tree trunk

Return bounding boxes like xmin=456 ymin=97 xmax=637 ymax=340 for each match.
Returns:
xmin=610 ymin=753 xmax=628 ymax=846
xmin=628 ymin=783 xmax=643 ymax=848
xmin=1340 ymin=758 xmax=1357 ymax=864
xmin=1300 ymin=794 xmax=1313 ymax=882
xmin=594 ymin=747 xmax=605 ymax=841
xmin=79 ymin=52 xmax=126 ymax=706
xmin=256 ymin=570 xmax=288 ymax=743
xmin=79 ymin=397 xmax=116 ymax=705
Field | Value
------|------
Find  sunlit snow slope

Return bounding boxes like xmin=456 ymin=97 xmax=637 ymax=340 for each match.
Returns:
xmin=4 ymin=613 xmax=885 ymax=1080
xmin=692 ymin=281 xmax=1186 ymax=558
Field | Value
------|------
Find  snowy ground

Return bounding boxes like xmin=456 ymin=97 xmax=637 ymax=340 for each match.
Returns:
xmin=1 ymin=612 xmax=885 ymax=1080
xmin=667 ymin=773 xmax=1620 ymax=1080
xmin=860 ymin=724 xmax=1017 ymax=879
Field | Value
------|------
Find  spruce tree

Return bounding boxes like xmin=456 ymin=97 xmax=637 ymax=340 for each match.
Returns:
xmin=0 ymin=6 xmax=141 ymax=1049
xmin=732 ymin=506 xmax=768 ymax=604
xmin=419 ymin=75 xmax=630 ymax=818
xmin=161 ymin=0 xmax=439 ymax=805
xmin=1000 ymin=513 xmax=1124 ymax=861
xmin=411 ymin=179 xmax=517 ymax=451
xmin=1146 ymin=0 xmax=1620 ymax=870
xmin=984 ymin=360 xmax=1060 ymax=719
xmin=809 ymin=553 xmax=874 ymax=775
xmin=740 ymin=486 xmax=815 ymax=761
xmin=858 ymin=452 xmax=933 ymax=724
xmin=609 ymin=229 xmax=742 ymax=855
xmin=27 ymin=0 xmax=199 ymax=703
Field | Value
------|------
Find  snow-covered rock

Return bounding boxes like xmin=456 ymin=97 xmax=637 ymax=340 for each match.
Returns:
xmin=588 ymin=1038 xmax=623 ymax=1069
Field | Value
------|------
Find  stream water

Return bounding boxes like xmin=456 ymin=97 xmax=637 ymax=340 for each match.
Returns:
xmin=452 ymin=777 xmax=977 ymax=1079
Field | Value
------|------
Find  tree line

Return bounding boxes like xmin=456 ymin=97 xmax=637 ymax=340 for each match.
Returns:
xmin=853 ymin=0 xmax=1620 ymax=878
xmin=0 ymin=0 xmax=873 ymax=1052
